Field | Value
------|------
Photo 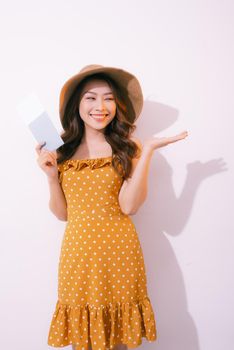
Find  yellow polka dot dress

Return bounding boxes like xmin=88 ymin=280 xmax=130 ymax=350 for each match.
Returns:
xmin=47 ymin=156 xmax=157 ymax=350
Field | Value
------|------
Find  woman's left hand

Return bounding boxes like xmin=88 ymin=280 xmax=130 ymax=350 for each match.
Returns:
xmin=144 ymin=130 xmax=189 ymax=152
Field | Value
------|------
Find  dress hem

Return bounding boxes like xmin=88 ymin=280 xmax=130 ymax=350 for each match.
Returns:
xmin=47 ymin=296 xmax=157 ymax=350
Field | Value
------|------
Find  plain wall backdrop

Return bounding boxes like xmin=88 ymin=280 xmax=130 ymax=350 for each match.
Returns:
xmin=0 ymin=1 xmax=233 ymax=349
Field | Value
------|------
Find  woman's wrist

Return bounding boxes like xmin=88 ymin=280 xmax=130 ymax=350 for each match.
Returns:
xmin=47 ymin=176 xmax=60 ymax=185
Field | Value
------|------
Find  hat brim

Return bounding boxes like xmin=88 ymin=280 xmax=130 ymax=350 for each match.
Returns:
xmin=59 ymin=65 xmax=143 ymax=124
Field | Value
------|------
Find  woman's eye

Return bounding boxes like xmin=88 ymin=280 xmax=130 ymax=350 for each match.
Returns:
xmin=86 ymin=97 xmax=114 ymax=101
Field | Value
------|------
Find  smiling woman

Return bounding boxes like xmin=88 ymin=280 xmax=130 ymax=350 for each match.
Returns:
xmin=80 ymin=81 xmax=117 ymax=124
xmin=42 ymin=64 xmax=158 ymax=350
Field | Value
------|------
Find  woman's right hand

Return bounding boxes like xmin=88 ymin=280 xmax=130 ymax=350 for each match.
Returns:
xmin=35 ymin=142 xmax=59 ymax=182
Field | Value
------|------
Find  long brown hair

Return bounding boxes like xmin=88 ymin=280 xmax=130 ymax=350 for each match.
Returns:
xmin=56 ymin=73 xmax=142 ymax=180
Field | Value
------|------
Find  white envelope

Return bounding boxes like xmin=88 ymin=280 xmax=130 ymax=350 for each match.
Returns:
xmin=16 ymin=92 xmax=64 ymax=151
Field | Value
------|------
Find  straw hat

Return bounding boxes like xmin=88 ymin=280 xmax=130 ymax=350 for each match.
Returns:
xmin=59 ymin=64 xmax=144 ymax=123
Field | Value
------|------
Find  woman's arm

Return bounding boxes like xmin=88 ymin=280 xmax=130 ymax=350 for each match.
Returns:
xmin=48 ymin=177 xmax=68 ymax=221
xmin=118 ymin=138 xmax=153 ymax=215
xmin=118 ymin=131 xmax=188 ymax=215
xmin=35 ymin=143 xmax=67 ymax=221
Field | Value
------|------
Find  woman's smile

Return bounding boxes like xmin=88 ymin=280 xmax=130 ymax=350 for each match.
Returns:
xmin=90 ymin=113 xmax=109 ymax=121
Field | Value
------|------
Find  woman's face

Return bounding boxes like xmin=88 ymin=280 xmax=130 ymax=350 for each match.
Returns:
xmin=79 ymin=79 xmax=117 ymax=131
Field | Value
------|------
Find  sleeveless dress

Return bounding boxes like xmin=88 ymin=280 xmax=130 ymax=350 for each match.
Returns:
xmin=47 ymin=156 xmax=157 ymax=350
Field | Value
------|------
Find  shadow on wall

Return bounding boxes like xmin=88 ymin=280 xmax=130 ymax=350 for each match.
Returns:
xmin=132 ymin=99 xmax=226 ymax=350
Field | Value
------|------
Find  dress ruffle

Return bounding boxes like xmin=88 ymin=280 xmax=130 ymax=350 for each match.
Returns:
xmin=47 ymin=296 xmax=157 ymax=350
xmin=57 ymin=157 xmax=113 ymax=183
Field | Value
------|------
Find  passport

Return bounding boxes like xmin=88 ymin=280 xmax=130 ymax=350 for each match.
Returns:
xmin=16 ymin=92 xmax=64 ymax=151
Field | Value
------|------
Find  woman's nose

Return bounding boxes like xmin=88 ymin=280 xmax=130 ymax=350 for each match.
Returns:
xmin=95 ymin=99 xmax=107 ymax=111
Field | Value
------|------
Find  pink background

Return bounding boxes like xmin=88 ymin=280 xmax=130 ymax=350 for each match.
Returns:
xmin=0 ymin=1 xmax=233 ymax=349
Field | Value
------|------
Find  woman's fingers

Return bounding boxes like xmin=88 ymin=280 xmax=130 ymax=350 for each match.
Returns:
xmin=175 ymin=131 xmax=188 ymax=140
xmin=150 ymin=130 xmax=189 ymax=150
xmin=35 ymin=143 xmax=57 ymax=164
xmin=48 ymin=151 xmax=58 ymax=164
xmin=35 ymin=142 xmax=46 ymax=155
xmin=153 ymin=130 xmax=188 ymax=144
xmin=170 ymin=131 xmax=188 ymax=143
xmin=37 ymin=149 xmax=57 ymax=167
xmin=43 ymin=153 xmax=56 ymax=165
xmin=50 ymin=151 xmax=58 ymax=162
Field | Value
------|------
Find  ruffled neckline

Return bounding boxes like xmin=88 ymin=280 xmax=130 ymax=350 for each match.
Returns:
xmin=58 ymin=156 xmax=113 ymax=172
xmin=66 ymin=155 xmax=113 ymax=162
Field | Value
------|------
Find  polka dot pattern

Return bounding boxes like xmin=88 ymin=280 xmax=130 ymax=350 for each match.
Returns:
xmin=47 ymin=157 xmax=157 ymax=350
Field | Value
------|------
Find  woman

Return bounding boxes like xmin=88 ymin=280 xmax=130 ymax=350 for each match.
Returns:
xmin=36 ymin=64 xmax=188 ymax=350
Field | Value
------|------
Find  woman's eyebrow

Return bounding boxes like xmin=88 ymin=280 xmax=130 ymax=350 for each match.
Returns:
xmin=84 ymin=90 xmax=113 ymax=95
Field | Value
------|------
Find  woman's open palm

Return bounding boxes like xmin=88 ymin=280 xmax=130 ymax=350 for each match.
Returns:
xmin=145 ymin=130 xmax=188 ymax=151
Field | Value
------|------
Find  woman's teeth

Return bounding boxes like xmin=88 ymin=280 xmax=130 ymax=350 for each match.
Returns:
xmin=90 ymin=114 xmax=108 ymax=120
